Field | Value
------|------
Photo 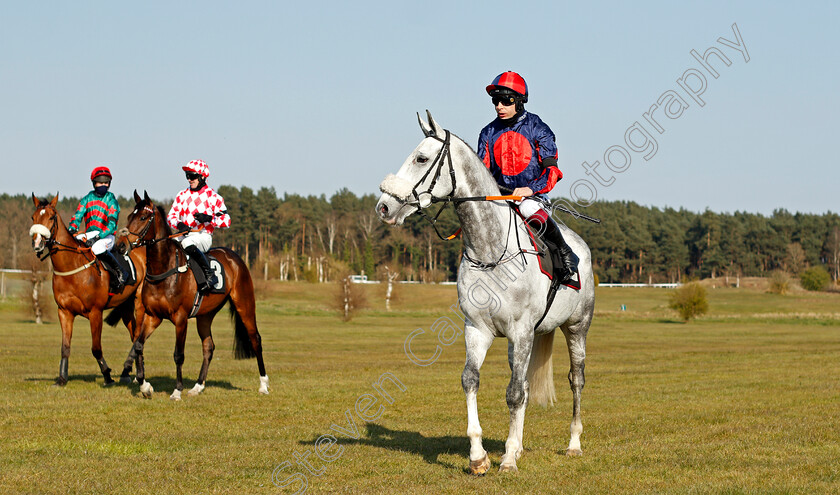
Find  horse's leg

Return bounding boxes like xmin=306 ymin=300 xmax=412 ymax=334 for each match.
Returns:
xmin=136 ymin=314 xmax=162 ymax=399
xmin=120 ymin=295 xmax=146 ymax=383
xmin=230 ymin=283 xmax=269 ymax=394
xmin=499 ymin=333 xmax=534 ymax=473
xmin=170 ymin=317 xmax=188 ymax=401
xmin=54 ymin=308 xmax=75 ymax=386
xmin=88 ymin=308 xmax=114 ymax=385
xmin=188 ymin=314 xmax=215 ymax=396
xmin=560 ymin=316 xmax=591 ymax=456
xmin=462 ymin=324 xmax=494 ymax=475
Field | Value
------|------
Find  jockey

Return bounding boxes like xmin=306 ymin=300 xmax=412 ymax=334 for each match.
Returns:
xmin=167 ymin=159 xmax=231 ymax=293
xmin=68 ymin=166 xmax=129 ymax=293
xmin=477 ymin=71 xmax=576 ymax=284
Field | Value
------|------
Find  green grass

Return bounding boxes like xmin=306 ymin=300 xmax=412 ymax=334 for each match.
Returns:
xmin=1 ymin=282 xmax=839 ymax=494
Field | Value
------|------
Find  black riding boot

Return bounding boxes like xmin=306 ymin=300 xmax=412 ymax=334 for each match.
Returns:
xmin=527 ymin=214 xmax=577 ymax=284
xmin=185 ymin=245 xmax=217 ymax=293
xmin=97 ymin=250 xmax=128 ymax=293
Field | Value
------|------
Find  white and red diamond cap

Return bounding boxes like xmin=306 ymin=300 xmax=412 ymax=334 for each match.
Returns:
xmin=182 ymin=159 xmax=210 ymax=179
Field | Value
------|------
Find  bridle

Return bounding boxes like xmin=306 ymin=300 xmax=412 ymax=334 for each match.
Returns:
xmin=31 ymin=206 xmax=92 ymax=261
xmin=123 ymin=204 xmax=159 ymax=248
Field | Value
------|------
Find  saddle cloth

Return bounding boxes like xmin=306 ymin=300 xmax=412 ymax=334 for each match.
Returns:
xmin=187 ymin=253 xmax=226 ymax=294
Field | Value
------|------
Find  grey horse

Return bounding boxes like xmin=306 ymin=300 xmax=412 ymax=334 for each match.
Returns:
xmin=376 ymin=112 xmax=595 ymax=474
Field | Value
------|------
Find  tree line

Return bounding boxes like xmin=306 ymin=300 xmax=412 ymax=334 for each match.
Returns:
xmin=3 ymin=189 xmax=839 ymax=284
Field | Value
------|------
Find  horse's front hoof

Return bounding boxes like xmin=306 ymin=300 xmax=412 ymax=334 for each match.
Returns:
xmin=119 ymin=375 xmax=133 ymax=385
xmin=565 ymin=448 xmax=583 ymax=457
xmin=259 ymin=375 xmax=269 ymax=395
xmin=499 ymin=463 xmax=518 ymax=473
xmin=468 ymin=453 xmax=491 ymax=476
xmin=187 ymin=383 xmax=205 ymax=397
xmin=139 ymin=381 xmax=154 ymax=399
xmin=103 ymin=379 xmax=116 ymax=387
xmin=170 ymin=390 xmax=182 ymax=401
xmin=53 ymin=377 xmax=67 ymax=387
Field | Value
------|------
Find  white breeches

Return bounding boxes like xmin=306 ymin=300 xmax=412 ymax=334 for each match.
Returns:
xmin=178 ymin=231 xmax=213 ymax=252
xmin=517 ymin=197 xmax=547 ymax=218
xmin=91 ymin=235 xmax=116 ymax=255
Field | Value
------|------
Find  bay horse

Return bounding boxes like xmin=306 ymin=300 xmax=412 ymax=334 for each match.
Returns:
xmin=123 ymin=191 xmax=268 ymax=400
xmin=376 ymin=112 xmax=595 ymax=473
xmin=29 ymin=194 xmax=147 ymax=386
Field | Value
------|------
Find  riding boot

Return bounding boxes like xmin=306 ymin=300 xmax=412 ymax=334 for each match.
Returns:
xmin=97 ymin=250 xmax=128 ymax=293
xmin=526 ymin=213 xmax=577 ymax=284
xmin=185 ymin=245 xmax=217 ymax=293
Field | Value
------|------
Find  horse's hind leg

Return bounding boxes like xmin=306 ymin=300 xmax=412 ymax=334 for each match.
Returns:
xmin=188 ymin=314 xmax=215 ymax=397
xmin=500 ymin=332 xmax=534 ymax=473
xmin=54 ymin=308 xmax=75 ymax=386
xmin=462 ymin=324 xmax=494 ymax=475
xmin=119 ymin=295 xmax=144 ymax=382
xmin=230 ymin=276 xmax=269 ymax=394
xmin=560 ymin=316 xmax=591 ymax=456
xmin=89 ymin=308 xmax=114 ymax=385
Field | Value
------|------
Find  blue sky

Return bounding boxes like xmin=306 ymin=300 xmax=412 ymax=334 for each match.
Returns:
xmin=2 ymin=1 xmax=838 ymax=215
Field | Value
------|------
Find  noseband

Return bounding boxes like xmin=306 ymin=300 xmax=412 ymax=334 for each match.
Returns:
xmin=125 ymin=205 xmax=157 ymax=248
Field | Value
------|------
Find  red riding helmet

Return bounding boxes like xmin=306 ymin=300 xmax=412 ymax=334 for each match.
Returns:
xmin=90 ymin=166 xmax=112 ymax=182
xmin=182 ymin=159 xmax=210 ymax=179
xmin=486 ymin=71 xmax=529 ymax=102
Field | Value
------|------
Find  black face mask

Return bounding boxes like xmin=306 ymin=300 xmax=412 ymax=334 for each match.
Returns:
xmin=94 ymin=185 xmax=109 ymax=197
xmin=190 ymin=178 xmax=206 ymax=192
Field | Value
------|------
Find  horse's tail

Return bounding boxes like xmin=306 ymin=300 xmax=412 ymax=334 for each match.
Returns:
xmin=527 ymin=330 xmax=556 ymax=407
xmin=104 ymin=296 xmax=134 ymax=327
xmin=230 ymin=302 xmax=257 ymax=360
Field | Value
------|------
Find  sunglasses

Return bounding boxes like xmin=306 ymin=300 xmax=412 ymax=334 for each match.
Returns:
xmin=492 ymin=95 xmax=516 ymax=106
xmin=186 ymin=172 xmax=201 ymax=180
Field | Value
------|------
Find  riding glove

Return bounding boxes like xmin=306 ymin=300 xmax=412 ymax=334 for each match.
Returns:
xmin=194 ymin=213 xmax=213 ymax=223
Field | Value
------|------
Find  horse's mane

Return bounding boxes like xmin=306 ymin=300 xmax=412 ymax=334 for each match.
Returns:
xmin=153 ymin=203 xmax=173 ymax=235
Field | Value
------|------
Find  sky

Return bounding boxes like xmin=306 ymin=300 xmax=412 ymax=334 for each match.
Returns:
xmin=1 ymin=1 xmax=838 ymax=216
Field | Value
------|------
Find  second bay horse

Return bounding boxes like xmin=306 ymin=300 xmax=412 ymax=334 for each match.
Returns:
xmin=123 ymin=191 xmax=268 ymax=400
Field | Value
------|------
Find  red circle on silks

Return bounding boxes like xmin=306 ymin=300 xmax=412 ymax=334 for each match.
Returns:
xmin=492 ymin=131 xmax=532 ymax=176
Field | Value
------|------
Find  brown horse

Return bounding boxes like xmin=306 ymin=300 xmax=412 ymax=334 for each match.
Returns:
xmin=123 ymin=191 xmax=268 ymax=400
xmin=29 ymin=194 xmax=147 ymax=386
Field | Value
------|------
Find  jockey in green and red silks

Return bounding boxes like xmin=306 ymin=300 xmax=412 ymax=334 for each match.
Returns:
xmin=477 ymin=71 xmax=577 ymax=286
xmin=68 ymin=166 xmax=129 ymax=293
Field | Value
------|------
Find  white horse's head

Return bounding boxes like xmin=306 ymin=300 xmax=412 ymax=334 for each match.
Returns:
xmin=376 ymin=111 xmax=457 ymax=226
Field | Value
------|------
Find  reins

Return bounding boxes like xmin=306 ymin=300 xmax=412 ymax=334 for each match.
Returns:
xmin=32 ymin=209 xmax=100 ymax=276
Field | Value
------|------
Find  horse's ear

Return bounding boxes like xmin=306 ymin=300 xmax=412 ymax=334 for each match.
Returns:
xmin=143 ymin=190 xmax=150 ymax=202
xmin=50 ymin=194 xmax=58 ymax=207
xmin=425 ymin=110 xmax=444 ymax=138
xmin=31 ymin=193 xmax=39 ymax=207
xmin=417 ymin=112 xmax=434 ymax=138
xmin=133 ymin=189 xmax=141 ymax=203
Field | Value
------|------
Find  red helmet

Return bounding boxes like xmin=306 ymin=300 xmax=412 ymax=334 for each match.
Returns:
xmin=486 ymin=71 xmax=529 ymax=102
xmin=90 ymin=166 xmax=112 ymax=182
xmin=182 ymin=159 xmax=210 ymax=179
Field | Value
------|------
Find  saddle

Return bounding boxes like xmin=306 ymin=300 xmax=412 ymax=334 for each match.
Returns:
xmin=101 ymin=254 xmax=137 ymax=293
xmin=187 ymin=253 xmax=226 ymax=295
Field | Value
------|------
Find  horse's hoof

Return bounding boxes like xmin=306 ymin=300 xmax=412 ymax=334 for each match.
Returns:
xmin=103 ymin=379 xmax=116 ymax=387
xmin=119 ymin=375 xmax=133 ymax=385
xmin=259 ymin=376 xmax=269 ymax=395
xmin=187 ymin=383 xmax=205 ymax=396
xmin=565 ymin=448 xmax=583 ymax=457
xmin=499 ymin=463 xmax=518 ymax=473
xmin=468 ymin=453 xmax=491 ymax=476
xmin=53 ymin=378 xmax=67 ymax=387
xmin=139 ymin=381 xmax=154 ymax=399
xmin=170 ymin=390 xmax=182 ymax=401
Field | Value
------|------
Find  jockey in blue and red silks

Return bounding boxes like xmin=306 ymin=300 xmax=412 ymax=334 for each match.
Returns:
xmin=167 ymin=159 xmax=231 ymax=293
xmin=478 ymin=71 xmax=577 ymax=284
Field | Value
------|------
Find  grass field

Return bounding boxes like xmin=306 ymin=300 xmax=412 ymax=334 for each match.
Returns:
xmin=1 ymin=281 xmax=839 ymax=494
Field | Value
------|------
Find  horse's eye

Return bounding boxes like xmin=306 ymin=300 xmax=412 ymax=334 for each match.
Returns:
xmin=416 ymin=156 xmax=429 ymax=164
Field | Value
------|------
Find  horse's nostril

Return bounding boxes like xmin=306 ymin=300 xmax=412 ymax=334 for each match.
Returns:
xmin=379 ymin=203 xmax=389 ymax=216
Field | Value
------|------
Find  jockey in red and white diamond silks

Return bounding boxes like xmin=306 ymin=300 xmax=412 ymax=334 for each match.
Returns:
xmin=167 ymin=159 xmax=230 ymax=292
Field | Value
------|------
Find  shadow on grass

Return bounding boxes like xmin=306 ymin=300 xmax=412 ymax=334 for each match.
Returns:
xmin=300 ymin=423 xmax=505 ymax=472
xmin=126 ymin=375 xmax=242 ymax=396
